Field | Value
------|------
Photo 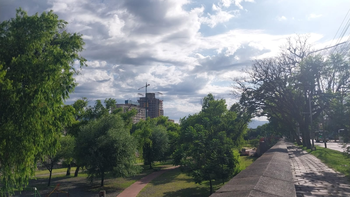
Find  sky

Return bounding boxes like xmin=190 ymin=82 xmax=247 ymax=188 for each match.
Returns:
xmin=1 ymin=0 xmax=350 ymax=127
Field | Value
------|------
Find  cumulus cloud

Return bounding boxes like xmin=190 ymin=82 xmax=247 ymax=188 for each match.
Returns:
xmin=219 ymin=0 xmax=254 ymax=9
xmin=308 ymin=13 xmax=322 ymax=20
xmin=277 ymin=16 xmax=287 ymax=21
xmin=0 ymin=0 xmax=331 ymax=124
xmin=201 ymin=4 xmax=238 ymax=28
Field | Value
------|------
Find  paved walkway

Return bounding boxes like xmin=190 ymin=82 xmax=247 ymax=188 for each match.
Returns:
xmin=117 ymin=166 xmax=178 ymax=197
xmin=287 ymin=143 xmax=350 ymax=196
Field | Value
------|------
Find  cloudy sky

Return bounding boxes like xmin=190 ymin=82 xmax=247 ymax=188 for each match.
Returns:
xmin=1 ymin=0 xmax=349 ymax=126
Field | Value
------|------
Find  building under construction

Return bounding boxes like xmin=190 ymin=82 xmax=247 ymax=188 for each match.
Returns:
xmin=116 ymin=100 xmax=146 ymax=123
xmin=138 ymin=93 xmax=164 ymax=118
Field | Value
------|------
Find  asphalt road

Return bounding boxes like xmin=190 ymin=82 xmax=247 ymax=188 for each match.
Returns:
xmin=314 ymin=141 xmax=350 ymax=152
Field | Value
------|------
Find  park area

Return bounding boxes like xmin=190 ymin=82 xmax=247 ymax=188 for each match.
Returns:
xmin=12 ymin=156 xmax=256 ymax=197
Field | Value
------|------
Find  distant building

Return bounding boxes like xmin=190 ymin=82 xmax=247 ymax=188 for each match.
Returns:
xmin=116 ymin=100 xmax=146 ymax=123
xmin=168 ymin=119 xmax=174 ymax=123
xmin=138 ymin=93 xmax=164 ymax=118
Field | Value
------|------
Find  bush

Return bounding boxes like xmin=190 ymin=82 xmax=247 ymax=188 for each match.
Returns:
xmin=247 ymin=139 xmax=259 ymax=148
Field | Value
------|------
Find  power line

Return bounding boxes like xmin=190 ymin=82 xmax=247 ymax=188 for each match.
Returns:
xmin=331 ymin=9 xmax=350 ymax=54
xmin=330 ymin=8 xmax=350 ymax=47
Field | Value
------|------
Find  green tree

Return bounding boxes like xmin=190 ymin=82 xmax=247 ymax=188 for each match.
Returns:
xmin=236 ymin=36 xmax=350 ymax=148
xmin=58 ymin=135 xmax=75 ymax=176
xmin=65 ymin=98 xmax=89 ymax=177
xmin=41 ymin=154 xmax=61 ymax=187
xmin=174 ymin=94 xmax=243 ymax=194
xmin=75 ymin=114 xmax=140 ymax=186
xmin=143 ymin=125 xmax=169 ymax=168
xmin=0 ymin=8 xmax=86 ymax=195
xmin=132 ymin=116 xmax=172 ymax=168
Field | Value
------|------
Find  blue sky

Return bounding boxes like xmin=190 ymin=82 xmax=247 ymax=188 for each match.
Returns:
xmin=1 ymin=0 xmax=349 ymax=127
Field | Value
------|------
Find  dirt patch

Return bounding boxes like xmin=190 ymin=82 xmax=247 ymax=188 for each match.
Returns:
xmin=12 ymin=176 xmax=122 ymax=197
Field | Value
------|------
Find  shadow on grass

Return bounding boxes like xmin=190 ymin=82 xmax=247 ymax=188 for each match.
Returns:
xmin=139 ymin=168 xmax=191 ymax=186
xmin=162 ymin=187 xmax=211 ymax=197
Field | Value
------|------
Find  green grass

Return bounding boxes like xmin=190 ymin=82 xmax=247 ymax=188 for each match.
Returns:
xmin=35 ymin=167 xmax=77 ymax=175
xmin=88 ymin=161 xmax=174 ymax=193
xmin=137 ymin=168 xmax=223 ymax=197
xmin=34 ymin=172 xmax=89 ymax=180
xmin=300 ymin=145 xmax=350 ymax=177
xmin=240 ymin=156 xmax=257 ymax=170
xmin=137 ymin=156 xmax=258 ymax=197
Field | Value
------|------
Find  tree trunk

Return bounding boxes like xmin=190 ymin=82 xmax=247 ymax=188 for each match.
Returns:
xmin=48 ymin=161 xmax=53 ymax=186
xmin=294 ymin=132 xmax=302 ymax=145
xmin=74 ymin=166 xmax=80 ymax=177
xmin=209 ymin=178 xmax=213 ymax=194
xmin=66 ymin=163 xmax=71 ymax=176
xmin=149 ymin=162 xmax=152 ymax=169
xmin=221 ymin=164 xmax=224 ymax=185
xmin=101 ymin=171 xmax=104 ymax=187
xmin=301 ymin=124 xmax=311 ymax=148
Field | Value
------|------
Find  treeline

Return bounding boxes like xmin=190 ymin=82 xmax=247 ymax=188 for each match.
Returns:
xmin=0 ymin=9 xmax=253 ymax=196
xmin=236 ymin=35 xmax=350 ymax=148
xmin=53 ymin=94 xmax=252 ymax=194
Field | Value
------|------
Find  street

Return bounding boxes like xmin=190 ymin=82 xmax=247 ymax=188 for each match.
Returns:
xmin=315 ymin=141 xmax=350 ymax=152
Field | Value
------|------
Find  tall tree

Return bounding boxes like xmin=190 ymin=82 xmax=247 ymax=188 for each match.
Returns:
xmin=142 ymin=125 xmax=169 ymax=168
xmin=0 ymin=8 xmax=86 ymax=195
xmin=236 ymin=35 xmax=350 ymax=148
xmin=65 ymin=98 xmax=89 ymax=177
xmin=58 ymin=135 xmax=75 ymax=176
xmin=75 ymin=114 xmax=140 ymax=186
xmin=132 ymin=116 xmax=173 ymax=168
xmin=174 ymin=94 xmax=244 ymax=194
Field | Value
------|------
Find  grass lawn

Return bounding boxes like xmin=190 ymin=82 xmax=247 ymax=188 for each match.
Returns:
xmin=137 ymin=168 xmax=222 ymax=197
xmin=137 ymin=156 xmax=258 ymax=197
xmin=27 ymin=161 xmax=174 ymax=194
xmin=240 ymin=155 xmax=257 ymax=170
xmin=35 ymin=167 xmax=77 ymax=175
xmin=300 ymin=145 xmax=350 ymax=177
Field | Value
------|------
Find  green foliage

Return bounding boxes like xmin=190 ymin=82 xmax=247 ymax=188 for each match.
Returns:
xmin=236 ymin=36 xmax=350 ymax=147
xmin=132 ymin=116 xmax=178 ymax=167
xmin=246 ymin=123 xmax=278 ymax=140
xmin=75 ymin=114 xmax=140 ymax=186
xmin=174 ymin=94 xmax=246 ymax=194
xmin=0 ymin=8 xmax=86 ymax=195
xmin=143 ymin=125 xmax=169 ymax=167
xmin=57 ymin=135 xmax=75 ymax=166
xmin=246 ymin=139 xmax=260 ymax=148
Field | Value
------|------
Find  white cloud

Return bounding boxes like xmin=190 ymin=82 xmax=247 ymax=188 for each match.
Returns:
xmin=219 ymin=0 xmax=255 ymax=9
xmin=201 ymin=4 xmax=238 ymax=28
xmin=308 ymin=14 xmax=322 ymax=20
xmin=277 ymin=16 xmax=287 ymax=21
xmin=231 ymin=0 xmax=255 ymax=9
xmin=1 ymin=0 xmax=338 ymax=123
xmin=107 ymin=14 xmax=125 ymax=38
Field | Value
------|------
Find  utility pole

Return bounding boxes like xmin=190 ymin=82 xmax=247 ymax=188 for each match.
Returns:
xmin=138 ymin=82 xmax=150 ymax=118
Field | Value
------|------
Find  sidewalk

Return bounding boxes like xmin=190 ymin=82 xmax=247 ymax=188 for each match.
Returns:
xmin=117 ymin=166 xmax=178 ymax=197
xmin=287 ymin=143 xmax=350 ymax=196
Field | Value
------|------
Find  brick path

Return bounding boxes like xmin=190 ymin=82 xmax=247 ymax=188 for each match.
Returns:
xmin=287 ymin=143 xmax=350 ymax=196
xmin=116 ymin=166 xmax=178 ymax=197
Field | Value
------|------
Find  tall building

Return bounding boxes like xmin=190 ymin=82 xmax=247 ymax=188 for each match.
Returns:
xmin=116 ymin=100 xmax=146 ymax=123
xmin=138 ymin=93 xmax=164 ymax=118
